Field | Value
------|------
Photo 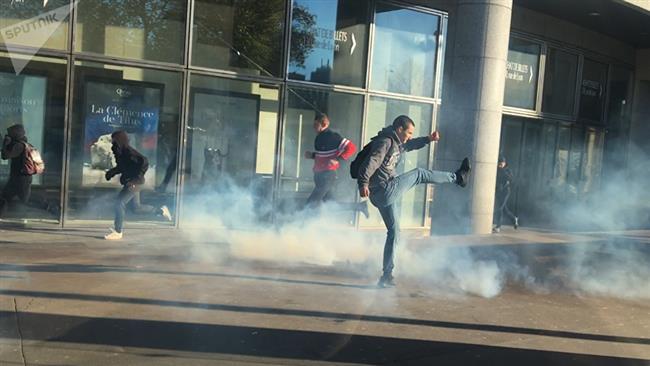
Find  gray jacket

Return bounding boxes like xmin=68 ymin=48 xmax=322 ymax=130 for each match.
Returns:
xmin=357 ymin=126 xmax=431 ymax=190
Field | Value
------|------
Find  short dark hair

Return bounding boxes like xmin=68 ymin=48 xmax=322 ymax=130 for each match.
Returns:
xmin=314 ymin=113 xmax=329 ymax=123
xmin=392 ymin=115 xmax=414 ymax=130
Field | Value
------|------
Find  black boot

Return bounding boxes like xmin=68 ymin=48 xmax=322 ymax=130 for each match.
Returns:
xmin=454 ymin=157 xmax=471 ymax=187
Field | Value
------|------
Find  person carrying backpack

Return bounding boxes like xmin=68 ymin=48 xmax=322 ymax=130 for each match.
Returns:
xmin=303 ymin=113 xmax=369 ymax=218
xmin=0 ymin=124 xmax=33 ymax=217
xmin=354 ymin=115 xmax=471 ymax=288
xmin=104 ymin=131 xmax=172 ymax=240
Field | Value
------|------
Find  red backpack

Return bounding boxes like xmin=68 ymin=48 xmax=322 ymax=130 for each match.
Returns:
xmin=22 ymin=143 xmax=45 ymax=175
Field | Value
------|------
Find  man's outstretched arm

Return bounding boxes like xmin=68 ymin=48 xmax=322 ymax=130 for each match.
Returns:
xmin=404 ymin=131 xmax=440 ymax=151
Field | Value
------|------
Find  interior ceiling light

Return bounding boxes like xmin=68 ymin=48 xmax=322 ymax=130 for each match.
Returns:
xmin=588 ymin=12 xmax=601 ymax=16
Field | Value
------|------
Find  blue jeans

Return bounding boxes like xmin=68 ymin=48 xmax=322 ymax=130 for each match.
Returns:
xmin=370 ymin=168 xmax=455 ymax=275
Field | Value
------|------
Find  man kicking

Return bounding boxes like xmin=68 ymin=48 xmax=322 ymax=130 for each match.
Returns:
xmin=356 ymin=115 xmax=471 ymax=287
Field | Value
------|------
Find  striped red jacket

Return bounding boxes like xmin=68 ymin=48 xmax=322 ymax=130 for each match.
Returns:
xmin=312 ymin=129 xmax=357 ymax=172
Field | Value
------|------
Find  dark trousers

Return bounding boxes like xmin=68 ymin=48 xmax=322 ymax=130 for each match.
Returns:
xmin=306 ymin=170 xmax=337 ymax=207
xmin=115 ymin=184 xmax=158 ymax=233
xmin=370 ymin=168 xmax=455 ymax=276
xmin=495 ymin=190 xmax=516 ymax=228
xmin=306 ymin=170 xmax=363 ymax=213
xmin=0 ymin=175 xmax=32 ymax=217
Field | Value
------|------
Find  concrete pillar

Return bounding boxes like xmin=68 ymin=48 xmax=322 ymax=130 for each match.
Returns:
xmin=431 ymin=0 xmax=512 ymax=235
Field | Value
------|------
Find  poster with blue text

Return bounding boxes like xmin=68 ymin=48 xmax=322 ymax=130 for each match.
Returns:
xmin=82 ymin=77 xmax=163 ymax=188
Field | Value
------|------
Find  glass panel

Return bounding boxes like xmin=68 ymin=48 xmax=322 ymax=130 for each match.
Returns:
xmin=0 ymin=52 xmax=66 ymax=224
xmin=580 ymin=129 xmax=604 ymax=198
xmin=67 ymin=61 xmax=182 ymax=228
xmin=362 ymin=97 xmax=433 ymax=228
xmin=504 ymin=37 xmax=540 ymax=109
xmin=579 ymin=58 xmax=608 ymax=122
xmin=279 ymin=87 xmax=363 ymax=221
xmin=288 ymin=0 xmax=369 ymax=86
xmin=542 ymin=48 xmax=578 ymax=116
xmin=518 ymin=123 xmax=543 ymax=218
xmin=75 ymin=0 xmax=187 ymax=64
xmin=183 ymin=75 xmax=280 ymax=227
xmin=567 ymin=127 xmax=585 ymax=199
xmin=0 ymin=0 xmax=70 ymax=50
xmin=550 ymin=125 xmax=571 ymax=199
xmin=603 ymin=67 xmax=633 ymax=171
xmin=371 ymin=3 xmax=439 ymax=97
xmin=192 ymin=0 xmax=286 ymax=77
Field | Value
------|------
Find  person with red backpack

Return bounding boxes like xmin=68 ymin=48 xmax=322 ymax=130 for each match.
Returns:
xmin=0 ymin=124 xmax=35 ymax=218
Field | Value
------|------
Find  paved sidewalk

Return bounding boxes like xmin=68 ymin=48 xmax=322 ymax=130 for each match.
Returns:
xmin=0 ymin=226 xmax=649 ymax=365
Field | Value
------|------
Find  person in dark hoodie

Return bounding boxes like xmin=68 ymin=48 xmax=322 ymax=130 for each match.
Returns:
xmin=104 ymin=130 xmax=171 ymax=240
xmin=0 ymin=124 xmax=32 ymax=217
xmin=303 ymin=113 xmax=369 ymax=218
xmin=493 ymin=155 xmax=518 ymax=233
xmin=357 ymin=115 xmax=471 ymax=287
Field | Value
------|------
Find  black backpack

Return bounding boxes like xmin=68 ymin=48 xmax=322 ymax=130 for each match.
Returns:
xmin=349 ymin=138 xmax=393 ymax=179
xmin=349 ymin=142 xmax=373 ymax=179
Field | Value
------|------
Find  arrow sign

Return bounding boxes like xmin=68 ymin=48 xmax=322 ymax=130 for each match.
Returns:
xmin=350 ymin=33 xmax=356 ymax=55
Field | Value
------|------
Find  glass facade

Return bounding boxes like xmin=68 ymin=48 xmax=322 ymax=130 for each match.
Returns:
xmin=0 ymin=1 xmax=630 ymax=231
xmin=0 ymin=0 xmax=443 ymax=229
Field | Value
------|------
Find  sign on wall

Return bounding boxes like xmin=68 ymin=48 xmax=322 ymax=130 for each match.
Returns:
xmin=504 ymin=38 xmax=540 ymax=110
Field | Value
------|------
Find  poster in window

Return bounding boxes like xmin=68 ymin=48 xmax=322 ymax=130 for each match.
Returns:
xmin=82 ymin=77 xmax=163 ymax=188
xmin=0 ymin=70 xmax=46 ymax=185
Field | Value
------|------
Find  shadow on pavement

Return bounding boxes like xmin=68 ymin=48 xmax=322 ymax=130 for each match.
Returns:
xmin=0 ymin=311 xmax=647 ymax=366
xmin=1 ymin=289 xmax=649 ymax=346
xmin=0 ymin=263 xmax=374 ymax=289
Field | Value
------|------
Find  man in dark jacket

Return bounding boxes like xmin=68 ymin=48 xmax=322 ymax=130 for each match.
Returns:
xmin=304 ymin=113 xmax=369 ymax=217
xmin=493 ymin=155 xmax=518 ymax=233
xmin=104 ymin=130 xmax=171 ymax=240
xmin=0 ymin=124 xmax=32 ymax=217
xmin=357 ymin=115 xmax=471 ymax=287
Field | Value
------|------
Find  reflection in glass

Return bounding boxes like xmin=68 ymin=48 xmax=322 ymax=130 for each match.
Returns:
xmin=67 ymin=61 xmax=182 ymax=226
xmin=280 ymin=87 xmax=363 ymax=217
xmin=362 ymin=97 xmax=433 ymax=228
xmin=603 ymin=67 xmax=633 ymax=171
xmin=504 ymin=37 xmax=540 ymax=109
xmin=579 ymin=58 xmax=608 ymax=122
xmin=192 ymin=0 xmax=285 ymax=76
xmin=0 ymin=0 xmax=70 ymax=50
xmin=182 ymin=75 xmax=280 ymax=227
xmin=0 ymin=53 xmax=66 ymax=224
xmin=542 ymin=48 xmax=578 ymax=116
xmin=289 ymin=0 xmax=368 ymax=86
xmin=75 ymin=0 xmax=186 ymax=64
xmin=371 ymin=3 xmax=439 ymax=97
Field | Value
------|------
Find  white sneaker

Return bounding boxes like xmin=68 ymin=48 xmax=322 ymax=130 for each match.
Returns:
xmin=492 ymin=227 xmax=501 ymax=233
xmin=160 ymin=205 xmax=172 ymax=221
xmin=104 ymin=228 xmax=123 ymax=240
